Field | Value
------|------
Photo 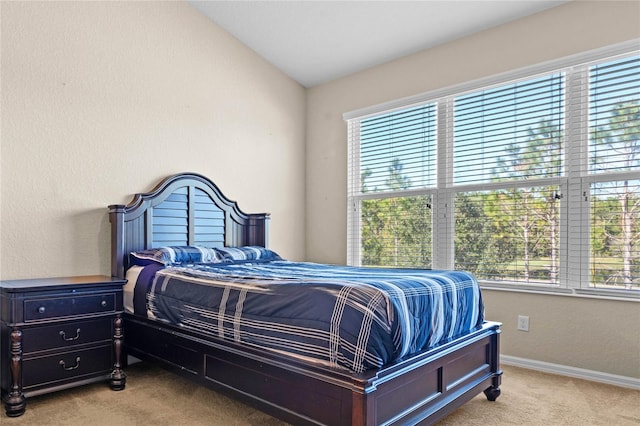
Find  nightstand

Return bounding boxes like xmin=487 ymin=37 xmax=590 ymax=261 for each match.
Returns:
xmin=0 ymin=276 xmax=126 ymax=417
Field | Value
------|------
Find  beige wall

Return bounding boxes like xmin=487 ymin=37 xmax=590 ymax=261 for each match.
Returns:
xmin=1 ymin=1 xmax=307 ymax=279
xmin=306 ymin=1 xmax=640 ymax=378
xmin=483 ymin=290 xmax=640 ymax=378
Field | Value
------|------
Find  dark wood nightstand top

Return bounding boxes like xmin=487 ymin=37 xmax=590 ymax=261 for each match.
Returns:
xmin=0 ymin=275 xmax=126 ymax=293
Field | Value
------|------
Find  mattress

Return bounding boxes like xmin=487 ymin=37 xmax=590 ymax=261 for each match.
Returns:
xmin=125 ymin=260 xmax=484 ymax=373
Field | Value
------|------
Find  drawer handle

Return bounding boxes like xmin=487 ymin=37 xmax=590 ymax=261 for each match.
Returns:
xmin=38 ymin=306 xmax=46 ymax=314
xmin=59 ymin=357 xmax=81 ymax=371
xmin=100 ymin=300 xmax=108 ymax=308
xmin=59 ymin=328 xmax=81 ymax=341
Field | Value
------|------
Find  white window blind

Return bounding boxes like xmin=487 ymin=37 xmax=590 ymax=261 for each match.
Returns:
xmin=454 ymin=73 xmax=564 ymax=185
xmin=589 ymin=56 xmax=640 ymax=175
xmin=359 ymin=104 xmax=437 ymax=194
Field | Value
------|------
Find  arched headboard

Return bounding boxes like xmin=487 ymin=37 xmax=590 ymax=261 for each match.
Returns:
xmin=109 ymin=173 xmax=269 ymax=279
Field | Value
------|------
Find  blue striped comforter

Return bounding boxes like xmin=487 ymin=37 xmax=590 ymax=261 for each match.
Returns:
xmin=135 ymin=261 xmax=484 ymax=373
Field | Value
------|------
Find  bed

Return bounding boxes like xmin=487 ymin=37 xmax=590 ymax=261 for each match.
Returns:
xmin=109 ymin=172 xmax=501 ymax=425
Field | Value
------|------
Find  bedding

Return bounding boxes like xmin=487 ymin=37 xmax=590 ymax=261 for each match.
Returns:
xmin=125 ymin=249 xmax=484 ymax=373
xmin=130 ymin=245 xmax=222 ymax=266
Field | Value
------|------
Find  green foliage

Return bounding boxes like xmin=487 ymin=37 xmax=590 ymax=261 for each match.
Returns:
xmin=454 ymin=186 xmax=559 ymax=283
xmin=454 ymin=192 xmax=509 ymax=279
xmin=361 ymin=194 xmax=432 ymax=268
xmin=360 ymin=160 xmax=431 ymax=267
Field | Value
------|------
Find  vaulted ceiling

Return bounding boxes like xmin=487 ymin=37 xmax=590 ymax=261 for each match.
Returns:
xmin=188 ymin=1 xmax=568 ymax=87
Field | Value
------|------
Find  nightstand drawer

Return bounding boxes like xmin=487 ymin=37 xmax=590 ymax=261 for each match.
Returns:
xmin=22 ymin=318 xmax=113 ymax=354
xmin=22 ymin=345 xmax=113 ymax=389
xmin=24 ymin=293 xmax=115 ymax=321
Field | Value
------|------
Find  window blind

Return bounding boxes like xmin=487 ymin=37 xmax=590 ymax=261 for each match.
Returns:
xmin=453 ymin=73 xmax=564 ymax=185
xmin=359 ymin=104 xmax=436 ymax=194
xmin=589 ymin=55 xmax=640 ymax=174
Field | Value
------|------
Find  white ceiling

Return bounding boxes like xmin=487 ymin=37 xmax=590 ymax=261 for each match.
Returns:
xmin=188 ymin=1 xmax=568 ymax=88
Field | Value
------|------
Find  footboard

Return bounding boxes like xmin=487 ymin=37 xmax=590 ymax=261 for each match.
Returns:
xmin=124 ymin=315 xmax=501 ymax=425
xmin=355 ymin=322 xmax=501 ymax=425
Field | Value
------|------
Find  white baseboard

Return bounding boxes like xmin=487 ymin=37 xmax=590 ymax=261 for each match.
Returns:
xmin=501 ymin=355 xmax=640 ymax=390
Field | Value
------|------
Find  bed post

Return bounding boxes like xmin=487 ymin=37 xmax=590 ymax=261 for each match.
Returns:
xmin=483 ymin=327 xmax=502 ymax=401
xmin=351 ymin=389 xmax=372 ymax=426
xmin=247 ymin=213 xmax=270 ymax=247
xmin=109 ymin=204 xmax=126 ymax=280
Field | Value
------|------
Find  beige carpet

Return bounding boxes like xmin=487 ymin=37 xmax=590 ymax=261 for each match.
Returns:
xmin=2 ymin=363 xmax=638 ymax=425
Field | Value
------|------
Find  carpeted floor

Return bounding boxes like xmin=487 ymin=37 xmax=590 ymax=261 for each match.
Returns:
xmin=2 ymin=363 xmax=638 ymax=425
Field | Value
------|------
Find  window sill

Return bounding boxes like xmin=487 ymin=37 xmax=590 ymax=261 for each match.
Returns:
xmin=480 ymin=282 xmax=640 ymax=302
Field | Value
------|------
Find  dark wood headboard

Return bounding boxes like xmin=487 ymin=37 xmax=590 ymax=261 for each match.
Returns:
xmin=109 ymin=173 xmax=270 ymax=279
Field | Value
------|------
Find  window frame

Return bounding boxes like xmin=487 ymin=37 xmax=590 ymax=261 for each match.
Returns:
xmin=345 ymin=40 xmax=640 ymax=297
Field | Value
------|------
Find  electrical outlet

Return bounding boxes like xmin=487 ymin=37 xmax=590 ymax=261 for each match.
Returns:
xmin=517 ymin=315 xmax=530 ymax=332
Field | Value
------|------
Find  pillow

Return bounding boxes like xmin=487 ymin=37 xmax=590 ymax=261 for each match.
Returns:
xmin=215 ymin=246 xmax=282 ymax=263
xmin=130 ymin=246 xmax=222 ymax=266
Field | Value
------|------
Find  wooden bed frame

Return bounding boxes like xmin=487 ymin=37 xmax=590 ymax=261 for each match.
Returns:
xmin=109 ymin=172 xmax=501 ymax=425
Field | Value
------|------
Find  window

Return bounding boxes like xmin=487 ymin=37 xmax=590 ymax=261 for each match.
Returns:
xmin=588 ymin=56 xmax=640 ymax=290
xmin=345 ymin=42 xmax=640 ymax=293
xmin=349 ymin=104 xmax=436 ymax=268
xmin=452 ymin=73 xmax=564 ymax=285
